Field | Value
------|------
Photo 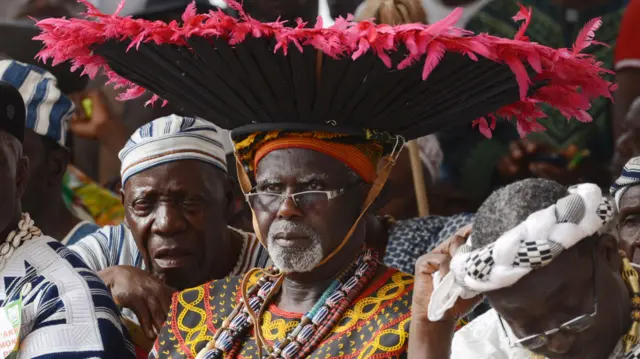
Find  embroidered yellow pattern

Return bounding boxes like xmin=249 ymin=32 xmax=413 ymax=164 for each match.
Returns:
xmin=261 ymin=312 xmax=301 ymax=342
xmin=176 ymin=286 xmax=212 ymax=355
xmin=356 ymin=317 xmax=411 ymax=359
xmin=334 ymin=272 xmax=413 ymax=333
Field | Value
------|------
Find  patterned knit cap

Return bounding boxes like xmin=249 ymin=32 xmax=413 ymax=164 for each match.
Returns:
xmin=119 ymin=115 xmax=227 ymax=185
xmin=0 ymin=60 xmax=74 ymax=147
xmin=611 ymin=156 xmax=640 ymax=208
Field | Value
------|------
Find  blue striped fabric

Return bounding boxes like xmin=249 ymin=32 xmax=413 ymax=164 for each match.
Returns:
xmin=119 ymin=115 xmax=227 ymax=185
xmin=0 ymin=60 xmax=74 ymax=147
xmin=1 ymin=236 xmax=135 ymax=358
xmin=611 ymin=156 xmax=640 ymax=207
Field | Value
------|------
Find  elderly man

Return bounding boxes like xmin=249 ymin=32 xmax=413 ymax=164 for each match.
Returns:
xmin=611 ymin=156 xmax=640 ymax=266
xmin=0 ymin=59 xmax=104 ymax=243
xmin=409 ymin=178 xmax=640 ymax=359
xmin=34 ymin=0 xmax=615 ymax=358
xmin=0 ymin=80 xmax=135 ymax=358
xmin=70 ymin=115 xmax=270 ymax=341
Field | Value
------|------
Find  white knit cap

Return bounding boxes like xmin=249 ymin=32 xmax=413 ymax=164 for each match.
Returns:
xmin=119 ymin=115 xmax=227 ymax=184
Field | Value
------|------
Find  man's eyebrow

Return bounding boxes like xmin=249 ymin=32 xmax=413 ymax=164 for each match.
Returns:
xmin=297 ymin=173 xmax=329 ymax=183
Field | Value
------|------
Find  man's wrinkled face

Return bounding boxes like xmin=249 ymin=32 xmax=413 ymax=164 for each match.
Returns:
xmin=486 ymin=240 xmax=626 ymax=359
xmin=619 ymin=185 xmax=640 ymax=265
xmin=253 ymin=148 xmax=364 ymax=273
xmin=122 ymin=160 xmax=231 ymax=290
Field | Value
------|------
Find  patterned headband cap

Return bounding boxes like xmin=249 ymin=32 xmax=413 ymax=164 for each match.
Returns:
xmin=428 ymin=183 xmax=615 ymax=322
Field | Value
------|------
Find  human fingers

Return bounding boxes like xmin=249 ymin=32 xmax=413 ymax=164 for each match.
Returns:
xmin=416 ymin=253 xmax=453 ymax=277
xmin=131 ymin=300 xmax=156 ymax=340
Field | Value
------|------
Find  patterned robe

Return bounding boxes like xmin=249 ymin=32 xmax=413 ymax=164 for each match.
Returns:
xmin=151 ymin=267 xmax=413 ymax=359
xmin=2 ymin=236 xmax=135 ymax=358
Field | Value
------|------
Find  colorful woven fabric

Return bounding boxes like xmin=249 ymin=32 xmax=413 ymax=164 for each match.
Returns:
xmin=248 ymin=135 xmax=383 ymax=183
xmin=151 ymin=267 xmax=413 ymax=359
xmin=62 ymin=165 xmax=124 ymax=227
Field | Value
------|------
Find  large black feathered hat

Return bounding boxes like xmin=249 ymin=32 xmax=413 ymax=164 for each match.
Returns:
xmin=34 ymin=3 xmax=612 ymax=150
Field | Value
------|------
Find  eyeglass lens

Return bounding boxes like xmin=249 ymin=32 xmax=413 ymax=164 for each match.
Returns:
xmin=248 ymin=192 xmax=330 ymax=212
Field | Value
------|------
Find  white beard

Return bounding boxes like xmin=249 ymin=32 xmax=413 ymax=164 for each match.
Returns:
xmin=266 ymin=221 xmax=324 ymax=273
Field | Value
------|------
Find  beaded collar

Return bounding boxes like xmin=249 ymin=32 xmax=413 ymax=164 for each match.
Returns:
xmin=0 ymin=213 xmax=41 ymax=264
xmin=195 ymin=249 xmax=379 ymax=359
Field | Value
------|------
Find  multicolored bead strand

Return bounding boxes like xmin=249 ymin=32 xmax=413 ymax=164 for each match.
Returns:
xmin=195 ymin=249 xmax=378 ymax=359
xmin=298 ymin=252 xmax=378 ymax=358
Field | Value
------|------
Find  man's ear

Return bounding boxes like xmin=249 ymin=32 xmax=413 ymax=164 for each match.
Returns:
xmin=16 ymin=155 xmax=29 ymax=199
xmin=226 ymin=177 xmax=242 ymax=221
xmin=47 ymin=148 xmax=70 ymax=186
xmin=597 ymin=233 xmax=622 ymax=271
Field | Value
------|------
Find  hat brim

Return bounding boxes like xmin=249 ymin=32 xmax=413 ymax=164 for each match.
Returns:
xmin=33 ymin=3 xmax=614 ymax=141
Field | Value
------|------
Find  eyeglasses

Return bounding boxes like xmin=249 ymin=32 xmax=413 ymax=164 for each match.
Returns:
xmin=245 ymin=184 xmax=359 ymax=213
xmin=498 ymin=252 xmax=598 ymax=350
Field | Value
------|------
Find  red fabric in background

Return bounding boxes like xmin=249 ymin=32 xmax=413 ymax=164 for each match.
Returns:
xmin=615 ymin=0 xmax=640 ymax=69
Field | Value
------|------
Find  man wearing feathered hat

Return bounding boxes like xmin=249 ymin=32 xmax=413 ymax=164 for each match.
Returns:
xmin=32 ymin=0 xmax=614 ymax=357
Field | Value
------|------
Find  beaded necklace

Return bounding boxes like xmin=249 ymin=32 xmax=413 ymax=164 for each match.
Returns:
xmin=0 ymin=213 xmax=41 ymax=264
xmin=195 ymin=249 xmax=379 ymax=359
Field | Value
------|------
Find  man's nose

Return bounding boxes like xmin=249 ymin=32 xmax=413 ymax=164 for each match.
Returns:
xmin=152 ymin=203 xmax=187 ymax=235
xmin=545 ymin=331 xmax=576 ymax=355
xmin=276 ymin=195 xmax=303 ymax=219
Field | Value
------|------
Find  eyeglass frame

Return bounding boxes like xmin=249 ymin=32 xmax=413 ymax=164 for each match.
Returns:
xmin=244 ymin=181 xmax=363 ymax=212
xmin=497 ymin=251 xmax=599 ymax=350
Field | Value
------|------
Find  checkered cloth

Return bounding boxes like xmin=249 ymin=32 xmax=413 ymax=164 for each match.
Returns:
xmin=0 ymin=60 xmax=74 ymax=147
xmin=119 ymin=115 xmax=227 ymax=185
xmin=611 ymin=156 xmax=640 ymax=208
xmin=428 ymin=183 xmax=616 ymax=322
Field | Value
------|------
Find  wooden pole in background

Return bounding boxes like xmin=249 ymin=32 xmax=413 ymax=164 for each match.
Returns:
xmin=407 ymin=140 xmax=429 ymax=216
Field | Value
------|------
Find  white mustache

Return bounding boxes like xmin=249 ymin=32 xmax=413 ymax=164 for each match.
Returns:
xmin=267 ymin=221 xmax=320 ymax=240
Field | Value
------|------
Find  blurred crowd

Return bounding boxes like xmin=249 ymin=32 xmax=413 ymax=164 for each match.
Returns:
xmin=0 ymin=0 xmax=639 ymax=358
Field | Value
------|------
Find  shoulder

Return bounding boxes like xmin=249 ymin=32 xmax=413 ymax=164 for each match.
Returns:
xmin=325 ymin=267 xmax=413 ymax=359
xmin=11 ymin=238 xmax=135 ymax=358
xmin=342 ymin=266 xmax=413 ymax=328
xmin=63 ymin=221 xmax=101 ymax=246
xmin=155 ymin=276 xmax=244 ymax=358
xmin=69 ymin=223 xmax=139 ymax=269
xmin=386 ymin=215 xmax=471 ymax=273
xmin=452 ymin=309 xmax=528 ymax=359
xmin=228 ymin=227 xmax=271 ymax=274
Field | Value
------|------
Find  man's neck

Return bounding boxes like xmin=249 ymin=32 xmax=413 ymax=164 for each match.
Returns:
xmin=30 ymin=194 xmax=80 ymax=241
xmin=0 ymin=210 xmax=22 ymax=245
xmin=206 ymin=227 xmax=243 ymax=280
xmin=275 ymin=240 xmax=364 ymax=314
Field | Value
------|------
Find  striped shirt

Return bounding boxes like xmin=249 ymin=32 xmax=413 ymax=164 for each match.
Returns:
xmin=1 ymin=236 xmax=135 ymax=358
xmin=69 ymin=223 xmax=270 ymax=278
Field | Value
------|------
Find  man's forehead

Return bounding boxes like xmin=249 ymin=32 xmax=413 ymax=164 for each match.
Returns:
xmin=620 ymin=185 xmax=640 ymax=210
xmin=489 ymin=247 xmax=587 ymax=307
xmin=125 ymin=160 xmax=223 ymax=189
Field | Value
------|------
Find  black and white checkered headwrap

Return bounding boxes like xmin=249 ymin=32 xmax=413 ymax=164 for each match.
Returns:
xmin=428 ymin=183 xmax=616 ymax=322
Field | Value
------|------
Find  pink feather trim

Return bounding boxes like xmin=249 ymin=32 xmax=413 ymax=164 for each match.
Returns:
xmin=33 ymin=0 xmax=614 ymax=138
